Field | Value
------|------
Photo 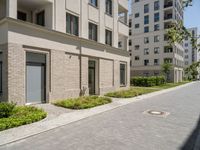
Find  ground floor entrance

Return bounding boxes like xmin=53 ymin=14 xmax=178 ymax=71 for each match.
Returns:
xmin=88 ymin=60 xmax=96 ymax=95
xmin=26 ymin=52 xmax=46 ymax=104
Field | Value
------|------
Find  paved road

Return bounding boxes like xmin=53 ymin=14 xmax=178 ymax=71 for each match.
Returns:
xmin=1 ymin=82 xmax=200 ymax=150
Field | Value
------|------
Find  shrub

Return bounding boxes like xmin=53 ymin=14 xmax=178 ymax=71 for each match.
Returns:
xmin=0 ymin=105 xmax=47 ymax=131
xmin=131 ymin=76 xmax=166 ymax=87
xmin=54 ymin=96 xmax=112 ymax=109
xmin=0 ymin=102 xmax=16 ymax=118
xmin=105 ymin=88 xmax=158 ymax=98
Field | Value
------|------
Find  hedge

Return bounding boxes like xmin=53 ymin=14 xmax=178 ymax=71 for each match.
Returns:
xmin=0 ymin=103 xmax=47 ymax=131
xmin=131 ymin=76 xmax=166 ymax=87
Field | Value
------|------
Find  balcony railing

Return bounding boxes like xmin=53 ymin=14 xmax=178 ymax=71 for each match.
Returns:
xmin=164 ymin=14 xmax=173 ymax=20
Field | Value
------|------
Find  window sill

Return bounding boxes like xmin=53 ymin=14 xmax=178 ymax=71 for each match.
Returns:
xmin=88 ymin=3 xmax=99 ymax=9
xmin=105 ymin=13 xmax=113 ymax=18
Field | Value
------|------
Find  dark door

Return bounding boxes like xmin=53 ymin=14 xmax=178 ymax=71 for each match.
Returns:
xmin=89 ymin=60 xmax=96 ymax=95
xmin=26 ymin=63 xmax=46 ymax=104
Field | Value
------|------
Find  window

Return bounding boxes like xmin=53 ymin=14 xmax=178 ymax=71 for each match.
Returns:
xmin=129 ymin=40 xmax=132 ymax=46
xmin=154 ymin=59 xmax=159 ymax=65
xmin=118 ymin=41 xmax=122 ymax=48
xmin=89 ymin=23 xmax=98 ymax=41
xmin=120 ymin=63 xmax=126 ymax=86
xmin=129 ymin=29 xmax=132 ymax=36
xmin=135 ymin=13 xmax=140 ymax=18
xmin=185 ymin=49 xmax=188 ymax=53
xmin=144 ymin=48 xmax=149 ymax=55
xmin=135 ymin=24 xmax=140 ymax=28
xmin=135 ymin=56 xmax=140 ymax=60
xmin=135 ymin=0 xmax=139 ymax=2
xmin=185 ymin=55 xmax=189 ymax=59
xmin=90 ymin=0 xmax=98 ymax=7
xmin=106 ymin=0 xmax=112 ymax=15
xmin=105 ymin=29 xmax=112 ymax=46
xmin=144 ymin=15 xmax=149 ymax=24
xmin=164 ymin=34 xmax=169 ymax=41
xmin=154 ymin=47 xmax=160 ymax=54
xmin=185 ymin=61 xmax=189 ymax=65
xmin=154 ymin=13 xmax=160 ymax=22
xmin=17 ymin=11 xmax=27 ymax=21
xmin=144 ymin=37 xmax=149 ymax=44
xmin=144 ymin=59 xmax=149 ymax=66
xmin=66 ymin=13 xmax=79 ymax=36
xmin=185 ymin=43 xmax=188 ymax=47
xmin=154 ymin=1 xmax=160 ymax=11
xmin=0 ymin=61 xmax=2 ymax=93
xmin=154 ymin=24 xmax=160 ymax=31
xmin=154 ymin=35 xmax=160 ymax=42
xmin=135 ymin=45 xmax=140 ymax=50
xmin=164 ymin=58 xmax=173 ymax=63
xmin=164 ymin=46 xmax=173 ymax=53
xmin=129 ymin=20 xmax=132 ymax=27
xmin=36 ymin=11 xmax=45 ymax=26
xmin=144 ymin=4 xmax=149 ymax=13
xmin=144 ymin=26 xmax=149 ymax=33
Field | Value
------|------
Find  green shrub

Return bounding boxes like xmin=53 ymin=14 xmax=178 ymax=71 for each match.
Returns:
xmin=130 ymin=76 xmax=166 ymax=87
xmin=54 ymin=96 xmax=112 ymax=109
xmin=0 ymin=105 xmax=47 ymax=131
xmin=105 ymin=88 xmax=158 ymax=98
xmin=0 ymin=102 xmax=16 ymax=118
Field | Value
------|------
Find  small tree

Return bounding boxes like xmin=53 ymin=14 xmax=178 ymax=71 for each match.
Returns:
xmin=162 ymin=63 xmax=172 ymax=82
xmin=185 ymin=62 xmax=200 ymax=80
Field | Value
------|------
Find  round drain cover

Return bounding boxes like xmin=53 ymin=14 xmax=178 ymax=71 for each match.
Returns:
xmin=148 ymin=110 xmax=165 ymax=115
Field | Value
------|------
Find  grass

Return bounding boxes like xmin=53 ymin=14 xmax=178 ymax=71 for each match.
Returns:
xmin=105 ymin=87 xmax=159 ymax=98
xmin=54 ymin=96 xmax=112 ymax=109
xmin=105 ymin=81 xmax=190 ymax=98
xmin=0 ymin=104 xmax=47 ymax=131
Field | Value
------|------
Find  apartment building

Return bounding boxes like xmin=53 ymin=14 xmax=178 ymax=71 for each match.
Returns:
xmin=129 ymin=0 xmax=184 ymax=82
xmin=183 ymin=27 xmax=199 ymax=68
xmin=0 ymin=0 xmax=130 ymax=105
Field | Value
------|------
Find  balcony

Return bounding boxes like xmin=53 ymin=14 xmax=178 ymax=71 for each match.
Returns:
xmin=17 ymin=0 xmax=53 ymax=29
xmin=118 ymin=0 xmax=128 ymax=11
xmin=164 ymin=9 xmax=173 ymax=20
xmin=164 ymin=21 xmax=174 ymax=29
xmin=164 ymin=0 xmax=173 ymax=8
xmin=118 ymin=3 xmax=128 ymax=25
xmin=118 ymin=21 xmax=129 ymax=36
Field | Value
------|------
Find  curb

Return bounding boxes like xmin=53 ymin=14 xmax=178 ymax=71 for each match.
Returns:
xmin=0 ymin=82 xmax=195 ymax=146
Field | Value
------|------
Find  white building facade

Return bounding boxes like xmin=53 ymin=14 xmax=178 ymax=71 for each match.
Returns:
xmin=0 ymin=0 xmax=130 ymax=105
xmin=129 ymin=0 xmax=184 ymax=82
xmin=183 ymin=27 xmax=199 ymax=68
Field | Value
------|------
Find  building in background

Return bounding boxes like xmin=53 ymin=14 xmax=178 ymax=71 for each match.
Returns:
xmin=0 ymin=0 xmax=130 ymax=105
xmin=183 ymin=27 xmax=199 ymax=68
xmin=129 ymin=0 xmax=184 ymax=82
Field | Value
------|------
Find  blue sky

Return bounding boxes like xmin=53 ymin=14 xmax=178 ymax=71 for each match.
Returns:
xmin=184 ymin=0 xmax=200 ymax=34
xmin=128 ymin=0 xmax=200 ymax=34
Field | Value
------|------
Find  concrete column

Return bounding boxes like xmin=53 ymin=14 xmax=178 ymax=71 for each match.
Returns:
xmin=6 ymin=0 xmax=17 ymax=19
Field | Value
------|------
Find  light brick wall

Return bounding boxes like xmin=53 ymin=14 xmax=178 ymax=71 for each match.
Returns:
xmin=7 ymin=43 xmax=25 ymax=105
xmin=80 ymin=56 xmax=89 ymax=96
xmin=49 ymin=50 xmax=80 ymax=102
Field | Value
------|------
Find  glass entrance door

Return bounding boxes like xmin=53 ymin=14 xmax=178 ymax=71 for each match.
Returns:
xmin=88 ymin=60 xmax=96 ymax=95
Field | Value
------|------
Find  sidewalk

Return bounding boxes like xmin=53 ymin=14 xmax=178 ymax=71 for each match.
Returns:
xmin=0 ymin=82 xmax=195 ymax=146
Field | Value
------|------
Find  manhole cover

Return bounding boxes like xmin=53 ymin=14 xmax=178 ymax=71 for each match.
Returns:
xmin=144 ymin=110 xmax=170 ymax=118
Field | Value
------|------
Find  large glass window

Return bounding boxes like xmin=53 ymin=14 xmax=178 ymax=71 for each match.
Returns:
xmin=144 ymin=15 xmax=149 ymax=24
xmin=106 ymin=0 xmax=112 ymax=15
xmin=105 ymin=29 xmax=112 ymax=46
xmin=144 ymin=4 xmax=149 ymax=13
xmin=36 ymin=11 xmax=45 ymax=26
xmin=89 ymin=23 xmax=98 ymax=41
xmin=90 ymin=0 xmax=98 ymax=7
xmin=17 ymin=11 xmax=27 ymax=21
xmin=66 ymin=13 xmax=79 ymax=36
xmin=154 ymin=13 xmax=160 ymax=22
xmin=120 ymin=64 xmax=126 ymax=86
xmin=154 ymin=1 xmax=160 ymax=11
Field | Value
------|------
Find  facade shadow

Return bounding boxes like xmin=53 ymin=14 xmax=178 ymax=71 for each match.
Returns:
xmin=180 ymin=115 xmax=200 ymax=150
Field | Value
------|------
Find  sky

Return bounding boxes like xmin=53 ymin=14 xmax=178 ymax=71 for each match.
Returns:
xmin=128 ymin=0 xmax=200 ymax=34
xmin=184 ymin=0 xmax=200 ymax=34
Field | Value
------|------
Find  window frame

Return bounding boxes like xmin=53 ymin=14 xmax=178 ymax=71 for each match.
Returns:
xmin=105 ymin=29 xmax=112 ymax=46
xmin=105 ymin=0 xmax=112 ymax=16
xmin=66 ymin=13 xmax=79 ymax=36
xmin=89 ymin=22 xmax=98 ymax=42
xmin=120 ymin=63 xmax=127 ymax=87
